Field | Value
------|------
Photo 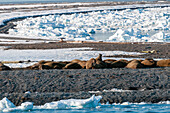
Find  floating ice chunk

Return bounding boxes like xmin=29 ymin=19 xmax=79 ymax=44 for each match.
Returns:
xmin=149 ymin=32 xmax=165 ymax=42
xmin=3 ymin=102 xmax=33 ymax=112
xmin=0 ymin=97 xmax=15 ymax=111
xmin=158 ymin=101 xmax=170 ymax=104
xmin=86 ymin=36 xmax=94 ymax=40
xmin=1 ymin=95 xmax=102 ymax=112
xmin=108 ymin=29 xmax=134 ymax=42
xmin=35 ymin=95 xmax=102 ymax=109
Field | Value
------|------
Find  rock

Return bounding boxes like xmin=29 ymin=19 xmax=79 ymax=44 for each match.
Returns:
xmin=126 ymin=60 xmax=144 ymax=69
xmin=0 ymin=62 xmax=11 ymax=71
xmin=111 ymin=60 xmax=128 ymax=68
xmin=157 ymin=59 xmax=170 ymax=67
xmin=63 ymin=63 xmax=82 ymax=69
xmin=141 ymin=59 xmax=156 ymax=67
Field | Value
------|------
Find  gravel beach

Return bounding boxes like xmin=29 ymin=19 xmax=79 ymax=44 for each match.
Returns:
xmin=0 ymin=67 xmax=169 ymax=105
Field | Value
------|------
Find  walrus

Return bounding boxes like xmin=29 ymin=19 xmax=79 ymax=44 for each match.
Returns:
xmin=111 ymin=60 xmax=127 ymax=68
xmin=95 ymin=60 xmax=107 ymax=69
xmin=95 ymin=54 xmax=102 ymax=61
xmin=71 ymin=59 xmax=82 ymax=63
xmin=27 ymin=60 xmax=49 ymax=69
xmin=63 ymin=62 xmax=82 ymax=69
xmin=86 ymin=58 xmax=96 ymax=69
xmin=40 ymin=62 xmax=64 ymax=70
xmin=157 ymin=59 xmax=170 ymax=67
xmin=78 ymin=61 xmax=87 ymax=69
xmin=141 ymin=58 xmax=156 ymax=67
xmin=126 ymin=60 xmax=144 ymax=69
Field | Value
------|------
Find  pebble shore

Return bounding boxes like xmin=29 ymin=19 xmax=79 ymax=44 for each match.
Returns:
xmin=0 ymin=67 xmax=169 ymax=105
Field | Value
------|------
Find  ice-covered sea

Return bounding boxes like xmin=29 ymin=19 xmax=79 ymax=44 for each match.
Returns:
xmin=7 ymin=6 xmax=170 ymax=42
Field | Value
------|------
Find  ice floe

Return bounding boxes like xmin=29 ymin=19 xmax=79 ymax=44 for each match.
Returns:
xmin=4 ymin=5 xmax=170 ymax=42
xmin=0 ymin=97 xmax=15 ymax=111
xmin=0 ymin=96 xmax=169 ymax=112
xmin=0 ymin=3 xmax=170 ymax=42
xmin=0 ymin=95 xmax=102 ymax=112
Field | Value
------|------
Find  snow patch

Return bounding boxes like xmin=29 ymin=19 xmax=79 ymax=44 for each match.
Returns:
xmin=0 ymin=47 xmax=145 ymax=68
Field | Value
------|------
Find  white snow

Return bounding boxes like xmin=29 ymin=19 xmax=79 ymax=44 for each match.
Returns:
xmin=3 ymin=102 xmax=33 ymax=112
xmin=0 ymin=95 xmax=102 ymax=112
xmin=0 ymin=3 xmax=170 ymax=42
xmin=103 ymin=88 xmax=132 ymax=93
xmin=89 ymin=88 xmax=132 ymax=94
xmin=0 ymin=47 xmax=145 ymax=68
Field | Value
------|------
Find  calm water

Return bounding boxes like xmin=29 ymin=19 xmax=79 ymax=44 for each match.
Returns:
xmin=0 ymin=0 xmax=157 ymax=4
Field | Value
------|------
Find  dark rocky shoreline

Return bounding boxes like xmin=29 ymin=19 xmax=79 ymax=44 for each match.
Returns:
xmin=0 ymin=67 xmax=169 ymax=105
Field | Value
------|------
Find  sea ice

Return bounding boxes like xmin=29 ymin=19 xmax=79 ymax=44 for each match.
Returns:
xmin=36 ymin=95 xmax=102 ymax=109
xmin=3 ymin=102 xmax=33 ymax=112
xmin=0 ymin=3 xmax=169 ymax=42
xmin=7 ymin=6 xmax=170 ymax=42
xmin=0 ymin=95 xmax=102 ymax=112
xmin=0 ymin=97 xmax=15 ymax=111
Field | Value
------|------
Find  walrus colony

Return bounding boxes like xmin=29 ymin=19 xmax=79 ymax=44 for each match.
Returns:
xmin=0 ymin=54 xmax=170 ymax=71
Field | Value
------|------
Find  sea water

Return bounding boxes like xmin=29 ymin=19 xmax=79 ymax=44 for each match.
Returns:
xmin=0 ymin=96 xmax=170 ymax=113
xmin=0 ymin=0 xmax=157 ymax=4
xmin=11 ymin=104 xmax=170 ymax=113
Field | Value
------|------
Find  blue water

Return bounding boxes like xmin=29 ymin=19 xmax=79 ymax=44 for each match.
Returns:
xmin=0 ymin=0 xmax=157 ymax=4
xmin=2 ymin=103 xmax=169 ymax=113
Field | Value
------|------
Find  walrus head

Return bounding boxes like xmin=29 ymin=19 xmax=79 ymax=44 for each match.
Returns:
xmin=96 ymin=54 xmax=102 ymax=61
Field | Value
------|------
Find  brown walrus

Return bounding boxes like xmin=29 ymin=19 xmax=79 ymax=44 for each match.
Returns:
xmin=126 ymin=60 xmax=144 ymax=69
xmin=157 ymin=59 xmax=170 ymax=67
xmin=63 ymin=62 xmax=82 ymax=69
